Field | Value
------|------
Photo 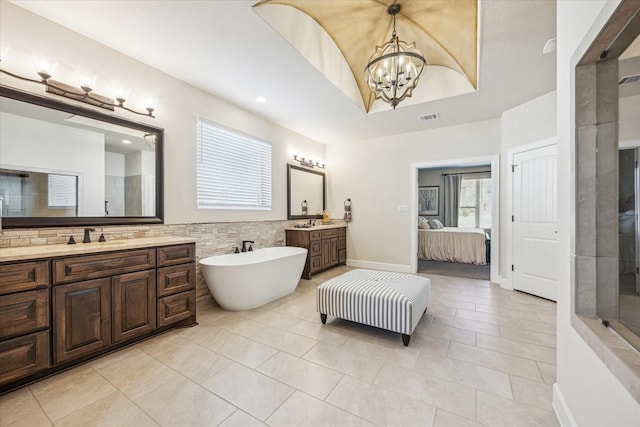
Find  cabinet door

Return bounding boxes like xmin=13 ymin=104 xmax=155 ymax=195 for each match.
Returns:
xmin=329 ymin=237 xmax=339 ymax=265
xmin=321 ymin=238 xmax=339 ymax=268
xmin=53 ymin=278 xmax=111 ymax=364
xmin=112 ymin=270 xmax=156 ymax=343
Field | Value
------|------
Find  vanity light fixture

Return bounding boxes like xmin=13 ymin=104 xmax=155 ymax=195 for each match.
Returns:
xmin=293 ymin=154 xmax=325 ymax=169
xmin=0 ymin=49 xmax=156 ymax=118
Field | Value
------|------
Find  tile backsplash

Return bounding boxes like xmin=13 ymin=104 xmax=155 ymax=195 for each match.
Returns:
xmin=0 ymin=221 xmax=293 ymax=301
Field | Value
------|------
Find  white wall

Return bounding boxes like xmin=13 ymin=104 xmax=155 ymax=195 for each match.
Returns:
xmin=499 ymin=91 xmax=557 ymax=285
xmin=326 ymin=119 xmax=500 ymax=270
xmin=0 ymin=111 xmax=105 ymax=215
xmin=0 ymin=2 xmax=324 ymax=224
xmin=555 ymin=1 xmax=640 ymax=425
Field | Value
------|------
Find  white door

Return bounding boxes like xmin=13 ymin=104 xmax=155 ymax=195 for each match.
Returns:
xmin=512 ymin=144 xmax=558 ymax=301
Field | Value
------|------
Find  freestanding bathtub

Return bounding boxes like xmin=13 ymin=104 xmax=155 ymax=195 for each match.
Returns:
xmin=200 ymin=246 xmax=308 ymax=311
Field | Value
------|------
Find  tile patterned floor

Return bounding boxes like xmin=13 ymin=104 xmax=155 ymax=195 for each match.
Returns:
xmin=0 ymin=266 xmax=559 ymax=426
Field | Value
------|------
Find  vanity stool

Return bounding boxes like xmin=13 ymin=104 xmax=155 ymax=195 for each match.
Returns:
xmin=316 ymin=269 xmax=430 ymax=346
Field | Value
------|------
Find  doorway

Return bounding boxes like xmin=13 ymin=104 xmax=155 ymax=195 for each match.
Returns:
xmin=410 ymin=155 xmax=500 ymax=284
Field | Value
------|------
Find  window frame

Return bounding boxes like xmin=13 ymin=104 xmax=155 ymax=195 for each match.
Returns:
xmin=196 ymin=116 xmax=273 ymax=211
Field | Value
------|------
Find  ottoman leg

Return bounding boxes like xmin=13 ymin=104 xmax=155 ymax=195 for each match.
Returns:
xmin=320 ymin=313 xmax=327 ymax=324
xmin=402 ymin=334 xmax=411 ymax=346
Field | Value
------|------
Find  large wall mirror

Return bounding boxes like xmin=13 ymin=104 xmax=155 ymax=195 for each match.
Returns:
xmin=287 ymin=164 xmax=325 ymax=219
xmin=0 ymin=85 xmax=163 ymax=228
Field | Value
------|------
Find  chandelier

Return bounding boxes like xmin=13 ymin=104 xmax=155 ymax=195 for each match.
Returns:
xmin=364 ymin=4 xmax=426 ymax=109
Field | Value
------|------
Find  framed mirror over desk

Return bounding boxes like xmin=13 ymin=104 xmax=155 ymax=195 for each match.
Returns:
xmin=0 ymin=85 xmax=164 ymax=228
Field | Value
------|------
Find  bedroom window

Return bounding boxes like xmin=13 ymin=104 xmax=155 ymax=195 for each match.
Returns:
xmin=196 ymin=116 xmax=272 ymax=210
xmin=458 ymin=178 xmax=491 ymax=228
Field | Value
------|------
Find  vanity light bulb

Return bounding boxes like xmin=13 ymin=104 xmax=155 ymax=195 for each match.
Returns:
xmin=145 ymin=98 xmax=157 ymax=114
xmin=33 ymin=55 xmax=58 ymax=80
xmin=0 ymin=43 xmax=11 ymax=61
xmin=115 ymin=87 xmax=130 ymax=104
xmin=79 ymin=74 xmax=97 ymax=93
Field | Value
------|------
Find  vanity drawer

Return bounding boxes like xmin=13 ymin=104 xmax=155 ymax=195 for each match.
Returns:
xmin=309 ymin=241 xmax=322 ymax=257
xmin=310 ymin=231 xmax=322 ymax=241
xmin=321 ymin=229 xmax=339 ymax=238
xmin=0 ymin=330 xmax=50 ymax=385
xmin=0 ymin=261 xmax=49 ymax=295
xmin=157 ymin=290 xmax=196 ymax=327
xmin=310 ymin=255 xmax=322 ymax=272
xmin=0 ymin=289 xmax=49 ymax=340
xmin=157 ymin=244 xmax=195 ymax=267
xmin=157 ymin=264 xmax=196 ymax=297
xmin=339 ymin=227 xmax=346 ymax=236
xmin=53 ymin=249 xmax=156 ymax=284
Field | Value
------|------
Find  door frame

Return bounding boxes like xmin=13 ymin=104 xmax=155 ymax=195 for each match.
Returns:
xmin=504 ymin=137 xmax=557 ymax=291
xmin=410 ymin=155 xmax=500 ymax=284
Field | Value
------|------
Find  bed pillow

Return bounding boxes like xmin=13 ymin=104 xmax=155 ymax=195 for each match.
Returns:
xmin=418 ymin=217 xmax=430 ymax=229
xmin=428 ymin=219 xmax=444 ymax=229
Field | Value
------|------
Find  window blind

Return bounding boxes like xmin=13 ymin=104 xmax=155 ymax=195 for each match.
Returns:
xmin=48 ymin=174 xmax=77 ymax=208
xmin=197 ymin=117 xmax=272 ymax=210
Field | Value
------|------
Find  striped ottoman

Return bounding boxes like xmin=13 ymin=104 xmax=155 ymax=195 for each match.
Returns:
xmin=316 ymin=269 xmax=431 ymax=346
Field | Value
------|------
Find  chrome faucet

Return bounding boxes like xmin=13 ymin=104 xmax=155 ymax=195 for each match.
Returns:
xmin=241 ymin=240 xmax=255 ymax=252
xmin=83 ymin=227 xmax=95 ymax=243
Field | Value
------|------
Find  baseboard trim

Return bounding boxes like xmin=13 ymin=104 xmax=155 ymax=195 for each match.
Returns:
xmin=553 ymin=383 xmax=577 ymax=427
xmin=500 ymin=276 xmax=513 ymax=291
xmin=346 ymin=259 xmax=413 ymax=274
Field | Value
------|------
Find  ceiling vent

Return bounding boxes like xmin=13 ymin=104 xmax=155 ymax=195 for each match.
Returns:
xmin=418 ymin=113 xmax=439 ymax=121
xmin=619 ymin=74 xmax=640 ymax=85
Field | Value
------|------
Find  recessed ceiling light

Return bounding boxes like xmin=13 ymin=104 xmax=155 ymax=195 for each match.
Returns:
xmin=255 ymin=96 xmax=268 ymax=104
xmin=121 ymin=139 xmax=132 ymax=144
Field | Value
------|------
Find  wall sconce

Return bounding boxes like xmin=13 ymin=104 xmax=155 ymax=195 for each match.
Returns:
xmin=0 ymin=47 xmax=156 ymax=118
xmin=293 ymin=154 xmax=325 ymax=169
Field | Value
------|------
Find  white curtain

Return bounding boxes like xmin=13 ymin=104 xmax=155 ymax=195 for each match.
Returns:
xmin=444 ymin=174 xmax=462 ymax=227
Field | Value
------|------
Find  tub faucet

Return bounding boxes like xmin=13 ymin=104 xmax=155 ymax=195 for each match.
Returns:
xmin=241 ymin=240 xmax=255 ymax=252
xmin=83 ymin=227 xmax=95 ymax=243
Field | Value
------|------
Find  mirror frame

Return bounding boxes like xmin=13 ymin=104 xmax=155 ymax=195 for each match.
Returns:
xmin=287 ymin=164 xmax=325 ymax=220
xmin=0 ymin=84 xmax=164 ymax=228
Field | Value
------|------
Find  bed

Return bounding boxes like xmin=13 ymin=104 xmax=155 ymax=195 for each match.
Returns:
xmin=418 ymin=227 xmax=487 ymax=265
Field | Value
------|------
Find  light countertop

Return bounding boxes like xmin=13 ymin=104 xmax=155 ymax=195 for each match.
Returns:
xmin=285 ymin=223 xmax=347 ymax=231
xmin=0 ymin=236 xmax=197 ymax=263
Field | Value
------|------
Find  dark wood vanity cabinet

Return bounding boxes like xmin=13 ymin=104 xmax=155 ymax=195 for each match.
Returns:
xmin=286 ymin=227 xmax=347 ymax=279
xmin=0 ymin=242 xmax=196 ymax=393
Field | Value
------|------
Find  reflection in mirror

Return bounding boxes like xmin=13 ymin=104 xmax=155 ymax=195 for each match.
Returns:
xmin=617 ymin=33 xmax=640 ymax=340
xmin=0 ymin=85 xmax=163 ymax=227
xmin=287 ymin=164 xmax=325 ymax=219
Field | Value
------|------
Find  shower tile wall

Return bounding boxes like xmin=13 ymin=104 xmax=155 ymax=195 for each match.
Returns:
xmin=104 ymin=175 xmax=125 ymax=216
xmin=0 ymin=221 xmax=292 ymax=300
xmin=0 ymin=172 xmax=75 ymax=217
xmin=124 ymin=175 xmax=142 ymax=216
